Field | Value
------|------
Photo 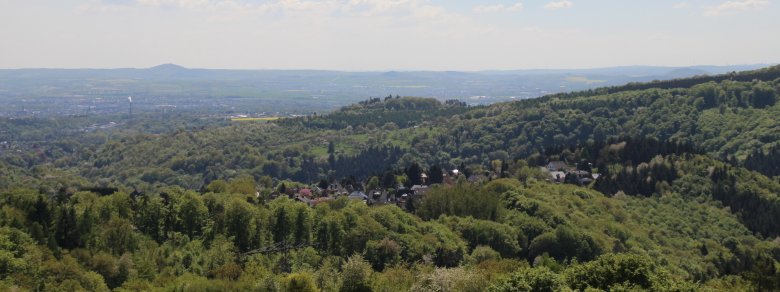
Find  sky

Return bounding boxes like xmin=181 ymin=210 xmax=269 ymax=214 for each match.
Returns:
xmin=0 ymin=0 xmax=778 ymax=71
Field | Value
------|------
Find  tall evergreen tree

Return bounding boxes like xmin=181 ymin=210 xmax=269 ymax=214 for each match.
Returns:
xmin=429 ymin=165 xmax=444 ymax=184
xmin=381 ymin=170 xmax=396 ymax=189
xmin=293 ymin=207 xmax=309 ymax=245
xmin=54 ymin=205 xmax=79 ymax=249
xmin=405 ymin=162 xmax=423 ymax=187
xmin=273 ymin=207 xmax=290 ymax=243
xmin=30 ymin=196 xmax=50 ymax=227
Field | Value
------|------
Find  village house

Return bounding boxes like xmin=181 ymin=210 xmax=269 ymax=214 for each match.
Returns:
xmin=566 ymin=170 xmax=595 ymax=186
xmin=310 ymin=197 xmax=333 ymax=207
xmin=547 ymin=161 xmax=569 ymax=172
xmin=549 ymin=171 xmax=566 ymax=183
xmin=545 ymin=169 xmax=600 ymax=186
xmin=411 ymin=185 xmax=429 ymax=196
xmin=328 ymin=183 xmax=349 ymax=196
xmin=348 ymin=191 xmax=368 ymax=203
xmin=369 ymin=189 xmax=388 ymax=205
xmin=297 ymin=188 xmax=312 ymax=198
xmin=294 ymin=196 xmax=311 ymax=205
xmin=395 ymin=187 xmax=414 ymax=208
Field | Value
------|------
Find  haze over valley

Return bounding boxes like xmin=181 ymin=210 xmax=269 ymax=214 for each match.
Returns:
xmin=0 ymin=63 xmax=768 ymax=117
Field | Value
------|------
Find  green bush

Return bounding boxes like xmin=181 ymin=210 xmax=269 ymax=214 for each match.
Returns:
xmin=284 ymin=272 xmax=319 ymax=292
xmin=488 ymin=266 xmax=565 ymax=292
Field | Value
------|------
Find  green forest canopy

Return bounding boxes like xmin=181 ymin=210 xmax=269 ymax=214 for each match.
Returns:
xmin=0 ymin=66 xmax=779 ymax=291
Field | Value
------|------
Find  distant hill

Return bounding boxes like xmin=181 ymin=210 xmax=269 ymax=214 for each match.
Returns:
xmin=664 ymin=67 xmax=709 ymax=78
xmin=0 ymin=64 xmax=773 ymax=116
xmin=65 ymin=65 xmax=780 ymax=212
xmin=148 ymin=63 xmax=188 ymax=71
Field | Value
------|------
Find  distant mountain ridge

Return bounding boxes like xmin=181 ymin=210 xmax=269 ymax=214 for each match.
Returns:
xmin=0 ymin=63 xmax=771 ymax=79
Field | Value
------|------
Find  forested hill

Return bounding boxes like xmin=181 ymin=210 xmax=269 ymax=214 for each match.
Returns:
xmin=541 ymin=64 xmax=780 ymax=101
xmin=2 ymin=65 xmax=778 ymax=233
xmin=34 ymin=64 xmax=779 ymax=191
xmin=1 ymin=65 xmax=779 ymax=291
xmin=61 ymin=64 xmax=780 ymax=237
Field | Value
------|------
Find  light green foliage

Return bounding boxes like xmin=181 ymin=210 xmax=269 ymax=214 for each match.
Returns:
xmin=0 ymin=227 xmax=37 ymax=278
xmin=96 ymin=216 xmax=138 ymax=255
xmin=204 ymin=235 xmax=239 ymax=279
xmin=205 ymin=179 xmax=228 ymax=193
xmin=467 ymin=246 xmax=502 ymax=265
xmin=491 ymin=254 xmax=698 ymax=292
xmin=290 ymin=247 xmax=322 ymax=272
xmin=488 ymin=266 xmax=565 ymax=292
xmin=366 ymin=177 xmax=380 ymax=193
xmin=371 ymin=265 xmax=417 ymax=292
xmin=284 ymin=272 xmax=319 ymax=292
xmin=40 ymin=255 xmax=111 ymax=292
xmin=340 ymin=254 xmax=372 ymax=292
xmin=80 ymin=251 xmax=131 ymax=289
xmin=0 ymin=68 xmax=779 ymax=291
xmin=439 ymin=215 xmax=523 ymax=258
xmin=0 ymin=161 xmax=775 ymax=291
xmin=410 ymin=267 xmax=490 ymax=292
xmin=527 ymin=225 xmax=603 ymax=262
xmin=227 ymin=174 xmax=258 ymax=195
xmin=483 ymin=178 xmax=522 ymax=195
xmin=365 ymin=238 xmax=401 ymax=271
xmin=417 ymin=184 xmax=503 ymax=221
xmin=0 ymin=169 xmax=774 ymax=290
xmin=315 ymin=257 xmax=342 ymax=292
xmin=564 ymin=253 xmax=695 ymax=291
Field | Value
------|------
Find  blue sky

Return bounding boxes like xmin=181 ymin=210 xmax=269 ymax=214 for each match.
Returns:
xmin=0 ymin=0 xmax=778 ymax=70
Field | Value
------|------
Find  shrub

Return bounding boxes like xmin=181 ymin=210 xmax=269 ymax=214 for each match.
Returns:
xmin=488 ymin=266 xmax=565 ymax=292
xmin=283 ymin=272 xmax=319 ymax=292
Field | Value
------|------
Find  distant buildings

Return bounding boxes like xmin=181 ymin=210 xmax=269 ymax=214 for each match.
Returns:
xmin=547 ymin=161 xmax=568 ymax=172
xmin=545 ymin=161 xmax=599 ymax=186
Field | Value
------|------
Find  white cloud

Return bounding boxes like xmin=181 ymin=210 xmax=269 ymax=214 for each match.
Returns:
xmin=79 ymin=3 xmax=133 ymax=13
xmin=339 ymin=0 xmax=456 ymax=20
xmin=510 ymin=3 xmax=525 ymax=11
xmin=544 ymin=0 xmax=573 ymax=10
xmin=473 ymin=2 xmax=523 ymax=13
xmin=136 ymin=0 xmax=215 ymax=9
xmin=342 ymin=0 xmax=413 ymax=16
xmin=411 ymin=5 xmax=445 ymax=19
xmin=124 ymin=0 xmax=452 ymax=20
xmin=704 ymin=0 xmax=769 ymax=16
xmin=473 ymin=4 xmax=505 ymax=13
xmin=673 ymin=2 xmax=688 ymax=9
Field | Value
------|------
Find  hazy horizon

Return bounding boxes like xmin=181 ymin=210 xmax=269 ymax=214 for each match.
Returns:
xmin=1 ymin=0 xmax=779 ymax=71
xmin=0 ymin=62 xmax=776 ymax=72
